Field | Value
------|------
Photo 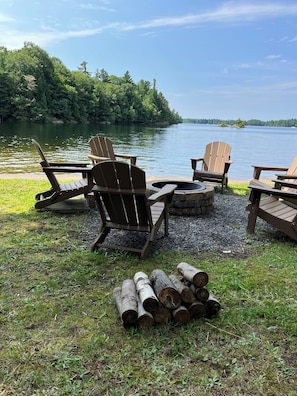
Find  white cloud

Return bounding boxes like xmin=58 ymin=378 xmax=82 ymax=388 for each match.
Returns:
xmin=0 ymin=12 xmax=15 ymax=22
xmin=2 ymin=2 xmax=297 ymax=49
xmin=265 ymin=54 xmax=282 ymax=60
xmin=117 ymin=2 xmax=297 ymax=31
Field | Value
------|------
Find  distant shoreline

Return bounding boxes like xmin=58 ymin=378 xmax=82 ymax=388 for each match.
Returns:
xmin=0 ymin=173 xmax=266 ymax=184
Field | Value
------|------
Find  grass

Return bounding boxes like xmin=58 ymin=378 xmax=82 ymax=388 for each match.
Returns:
xmin=0 ymin=179 xmax=296 ymax=395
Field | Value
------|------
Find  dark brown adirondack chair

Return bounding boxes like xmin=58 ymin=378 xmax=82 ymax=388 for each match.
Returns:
xmin=252 ymin=155 xmax=297 ymax=181
xmin=88 ymin=136 xmax=137 ymax=165
xmin=246 ymin=178 xmax=297 ymax=242
xmin=252 ymin=155 xmax=297 ymax=205
xmin=191 ymin=141 xmax=233 ymax=192
xmin=32 ymin=139 xmax=94 ymax=209
xmin=91 ymin=160 xmax=176 ymax=259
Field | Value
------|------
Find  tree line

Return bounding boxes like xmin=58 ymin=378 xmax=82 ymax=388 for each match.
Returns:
xmin=0 ymin=42 xmax=181 ymax=125
xmin=182 ymin=118 xmax=297 ymax=128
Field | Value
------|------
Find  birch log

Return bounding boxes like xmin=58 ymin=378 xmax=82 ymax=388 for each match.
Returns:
xmin=190 ymin=285 xmax=210 ymax=303
xmin=177 ymin=262 xmax=209 ymax=287
xmin=205 ymin=294 xmax=221 ymax=317
xmin=188 ymin=301 xmax=206 ymax=319
xmin=149 ymin=269 xmax=181 ymax=310
xmin=133 ymin=271 xmax=159 ymax=312
xmin=168 ymin=274 xmax=196 ymax=304
xmin=172 ymin=305 xmax=191 ymax=324
xmin=120 ymin=279 xmax=138 ymax=325
xmin=113 ymin=286 xmax=122 ymax=318
xmin=153 ymin=303 xmax=172 ymax=324
xmin=136 ymin=294 xmax=154 ymax=327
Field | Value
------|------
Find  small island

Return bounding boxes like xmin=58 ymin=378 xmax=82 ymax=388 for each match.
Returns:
xmin=231 ymin=118 xmax=245 ymax=128
xmin=218 ymin=118 xmax=245 ymax=128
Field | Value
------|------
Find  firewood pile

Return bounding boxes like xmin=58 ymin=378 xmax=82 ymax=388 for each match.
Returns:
xmin=113 ymin=262 xmax=221 ymax=328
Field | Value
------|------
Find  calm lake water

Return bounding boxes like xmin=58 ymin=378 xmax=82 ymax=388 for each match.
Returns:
xmin=1 ymin=121 xmax=297 ymax=180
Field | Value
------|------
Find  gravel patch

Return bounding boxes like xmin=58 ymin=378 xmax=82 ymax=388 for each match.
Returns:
xmin=84 ymin=189 xmax=290 ymax=257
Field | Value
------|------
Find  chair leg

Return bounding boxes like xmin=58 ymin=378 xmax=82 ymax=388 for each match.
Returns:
xmin=246 ymin=203 xmax=258 ymax=233
xmin=164 ymin=211 xmax=169 ymax=236
xmin=140 ymin=238 xmax=152 ymax=259
xmin=91 ymin=225 xmax=110 ymax=251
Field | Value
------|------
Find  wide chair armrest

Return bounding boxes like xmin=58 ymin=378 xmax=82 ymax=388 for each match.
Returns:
xmin=115 ymin=153 xmax=137 ymax=165
xmin=191 ymin=157 xmax=204 ymax=170
xmin=49 ymin=162 xmax=89 ymax=168
xmin=224 ymin=160 xmax=233 ymax=173
xmin=88 ymin=154 xmax=110 ymax=162
xmin=252 ymin=165 xmax=288 ymax=179
xmin=275 ymin=173 xmax=297 ymax=180
xmin=248 ymin=179 xmax=297 ymax=200
xmin=272 ymin=179 xmax=297 ymax=190
xmin=147 ymin=184 xmax=177 ymax=204
xmin=43 ymin=166 xmax=93 ymax=174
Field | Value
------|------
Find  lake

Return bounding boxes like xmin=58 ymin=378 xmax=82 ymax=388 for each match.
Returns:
xmin=1 ymin=121 xmax=296 ymax=180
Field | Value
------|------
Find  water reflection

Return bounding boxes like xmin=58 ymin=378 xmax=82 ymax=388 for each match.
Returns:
xmin=1 ymin=121 xmax=297 ymax=180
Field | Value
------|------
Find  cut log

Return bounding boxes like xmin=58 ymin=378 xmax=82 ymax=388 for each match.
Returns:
xmin=206 ymin=294 xmax=221 ymax=317
xmin=133 ymin=271 xmax=159 ymax=312
xmin=136 ymin=294 xmax=154 ymax=327
xmin=153 ymin=303 xmax=172 ymax=324
xmin=149 ymin=269 xmax=181 ymax=310
xmin=172 ymin=305 xmax=191 ymax=324
xmin=120 ymin=279 xmax=138 ymax=325
xmin=188 ymin=301 xmax=206 ymax=319
xmin=113 ymin=286 xmax=135 ymax=329
xmin=177 ymin=262 xmax=209 ymax=287
xmin=190 ymin=285 xmax=210 ymax=303
xmin=113 ymin=286 xmax=122 ymax=317
xmin=168 ymin=274 xmax=196 ymax=304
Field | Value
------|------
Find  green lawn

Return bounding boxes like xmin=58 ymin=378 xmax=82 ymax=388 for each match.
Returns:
xmin=0 ymin=179 xmax=296 ymax=395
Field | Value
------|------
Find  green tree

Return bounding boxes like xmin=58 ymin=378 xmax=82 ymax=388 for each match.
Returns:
xmin=0 ymin=70 xmax=15 ymax=122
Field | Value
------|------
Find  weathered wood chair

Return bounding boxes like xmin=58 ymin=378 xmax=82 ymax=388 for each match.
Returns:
xmin=88 ymin=136 xmax=137 ymax=165
xmin=191 ymin=141 xmax=233 ymax=192
xmin=246 ymin=178 xmax=297 ymax=242
xmin=91 ymin=160 xmax=176 ymax=259
xmin=32 ymin=139 xmax=94 ymax=209
xmin=252 ymin=155 xmax=297 ymax=181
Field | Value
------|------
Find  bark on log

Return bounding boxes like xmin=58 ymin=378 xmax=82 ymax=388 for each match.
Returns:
xmin=190 ymin=285 xmax=210 ymax=303
xmin=205 ymin=294 xmax=221 ymax=317
xmin=153 ymin=303 xmax=172 ymax=324
xmin=168 ymin=274 xmax=196 ymax=304
xmin=149 ymin=269 xmax=181 ymax=310
xmin=120 ymin=279 xmax=138 ymax=325
xmin=113 ymin=286 xmax=122 ymax=317
xmin=172 ymin=305 xmax=191 ymax=324
xmin=177 ymin=262 xmax=209 ymax=287
xmin=188 ymin=301 xmax=206 ymax=319
xmin=136 ymin=294 xmax=154 ymax=327
xmin=133 ymin=271 xmax=159 ymax=312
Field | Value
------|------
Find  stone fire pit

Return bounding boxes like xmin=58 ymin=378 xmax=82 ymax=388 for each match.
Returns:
xmin=148 ymin=180 xmax=214 ymax=216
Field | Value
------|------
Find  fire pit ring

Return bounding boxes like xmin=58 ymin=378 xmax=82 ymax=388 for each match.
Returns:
xmin=148 ymin=180 xmax=214 ymax=216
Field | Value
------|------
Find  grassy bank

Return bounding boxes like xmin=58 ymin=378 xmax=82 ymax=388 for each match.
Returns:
xmin=0 ymin=179 xmax=296 ymax=395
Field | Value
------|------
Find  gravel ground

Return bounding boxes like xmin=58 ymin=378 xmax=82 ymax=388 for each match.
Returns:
xmin=84 ymin=188 xmax=289 ymax=257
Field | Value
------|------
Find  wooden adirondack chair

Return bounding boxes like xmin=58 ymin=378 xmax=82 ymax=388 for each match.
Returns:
xmin=91 ymin=160 xmax=176 ymax=259
xmin=191 ymin=141 xmax=233 ymax=192
xmin=88 ymin=136 xmax=137 ymax=165
xmin=252 ymin=156 xmax=297 ymax=205
xmin=246 ymin=179 xmax=297 ymax=242
xmin=252 ymin=155 xmax=297 ymax=181
xmin=32 ymin=139 xmax=94 ymax=209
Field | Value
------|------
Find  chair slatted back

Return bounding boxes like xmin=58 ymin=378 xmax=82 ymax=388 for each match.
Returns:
xmin=32 ymin=139 xmax=60 ymax=191
xmin=203 ymin=141 xmax=231 ymax=173
xmin=92 ymin=161 xmax=151 ymax=227
xmin=89 ymin=136 xmax=116 ymax=163
xmin=285 ymin=156 xmax=297 ymax=192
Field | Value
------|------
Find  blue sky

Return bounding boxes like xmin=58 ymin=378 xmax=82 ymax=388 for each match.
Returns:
xmin=1 ymin=0 xmax=297 ymax=121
